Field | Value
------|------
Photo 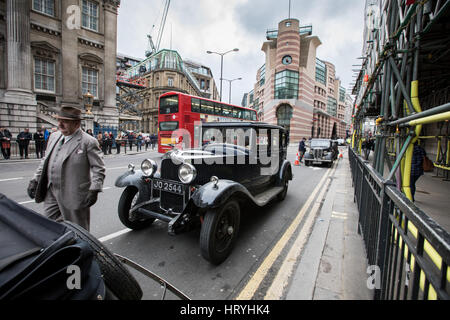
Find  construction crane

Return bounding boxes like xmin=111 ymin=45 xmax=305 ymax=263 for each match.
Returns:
xmin=145 ymin=0 xmax=171 ymax=57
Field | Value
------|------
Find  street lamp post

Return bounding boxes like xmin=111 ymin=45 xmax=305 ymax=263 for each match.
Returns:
xmin=221 ymin=77 xmax=242 ymax=104
xmin=206 ymin=48 xmax=239 ymax=101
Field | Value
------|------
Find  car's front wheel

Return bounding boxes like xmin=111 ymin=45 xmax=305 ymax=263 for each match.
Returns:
xmin=200 ymin=200 xmax=240 ymax=265
xmin=118 ymin=186 xmax=155 ymax=230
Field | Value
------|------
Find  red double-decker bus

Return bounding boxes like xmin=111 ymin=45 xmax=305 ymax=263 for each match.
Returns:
xmin=158 ymin=92 xmax=258 ymax=153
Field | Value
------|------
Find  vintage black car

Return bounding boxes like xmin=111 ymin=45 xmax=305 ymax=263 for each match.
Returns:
xmin=304 ymin=138 xmax=338 ymax=167
xmin=115 ymin=122 xmax=292 ymax=264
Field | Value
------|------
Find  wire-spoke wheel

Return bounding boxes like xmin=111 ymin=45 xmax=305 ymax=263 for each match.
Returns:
xmin=200 ymin=200 xmax=240 ymax=265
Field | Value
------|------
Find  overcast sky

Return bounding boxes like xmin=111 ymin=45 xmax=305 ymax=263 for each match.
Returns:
xmin=117 ymin=0 xmax=366 ymax=105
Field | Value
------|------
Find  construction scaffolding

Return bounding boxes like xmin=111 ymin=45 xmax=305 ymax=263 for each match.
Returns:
xmin=116 ymin=75 xmax=147 ymax=132
xmin=352 ymin=0 xmax=450 ymax=198
xmin=350 ymin=0 xmax=450 ymax=300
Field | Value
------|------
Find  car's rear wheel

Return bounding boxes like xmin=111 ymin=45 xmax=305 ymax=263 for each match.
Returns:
xmin=277 ymin=176 xmax=289 ymax=201
xmin=118 ymin=186 xmax=155 ymax=230
xmin=200 ymin=200 xmax=240 ymax=265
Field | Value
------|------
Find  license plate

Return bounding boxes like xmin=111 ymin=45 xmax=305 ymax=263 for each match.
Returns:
xmin=152 ymin=179 xmax=184 ymax=195
xmin=313 ymin=161 xmax=322 ymax=164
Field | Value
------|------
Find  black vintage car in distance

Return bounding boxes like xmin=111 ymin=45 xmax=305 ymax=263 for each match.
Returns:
xmin=304 ymin=138 xmax=338 ymax=167
xmin=115 ymin=122 xmax=293 ymax=264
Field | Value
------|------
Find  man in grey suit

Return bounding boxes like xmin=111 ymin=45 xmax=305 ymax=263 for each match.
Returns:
xmin=27 ymin=106 xmax=105 ymax=231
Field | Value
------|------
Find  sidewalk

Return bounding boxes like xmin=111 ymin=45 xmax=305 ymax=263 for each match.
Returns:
xmin=286 ymin=148 xmax=373 ymax=300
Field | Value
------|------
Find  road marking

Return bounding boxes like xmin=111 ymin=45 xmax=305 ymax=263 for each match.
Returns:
xmin=235 ymin=167 xmax=333 ymax=300
xmin=98 ymin=228 xmax=132 ymax=243
xmin=264 ymin=165 xmax=337 ymax=299
xmin=0 ymin=177 xmax=24 ymax=182
xmin=106 ymin=166 xmax=128 ymax=171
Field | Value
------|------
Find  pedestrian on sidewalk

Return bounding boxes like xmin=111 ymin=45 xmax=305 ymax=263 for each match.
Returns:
xmin=150 ymin=133 xmax=157 ymax=150
xmin=27 ymin=106 xmax=105 ymax=231
xmin=144 ymin=135 xmax=150 ymax=151
xmin=0 ymin=127 xmax=12 ymax=160
xmin=410 ymin=142 xmax=426 ymax=202
xmin=298 ymin=137 xmax=307 ymax=163
xmin=108 ymin=132 xmax=115 ymax=155
xmin=42 ymin=126 xmax=50 ymax=156
xmin=33 ymin=127 xmax=45 ymax=159
xmin=127 ymin=132 xmax=134 ymax=151
xmin=17 ymin=128 xmax=32 ymax=159
xmin=116 ymin=133 xmax=122 ymax=154
xmin=137 ymin=133 xmax=143 ymax=151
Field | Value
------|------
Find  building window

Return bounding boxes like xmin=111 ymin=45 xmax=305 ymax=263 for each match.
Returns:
xmin=168 ymin=77 xmax=174 ymax=87
xmin=327 ymin=96 xmax=337 ymax=116
xmin=315 ymin=58 xmax=327 ymax=85
xmin=33 ymin=0 xmax=54 ymax=16
xmin=339 ymin=87 xmax=346 ymax=102
xmin=34 ymin=58 xmax=55 ymax=92
xmin=274 ymin=70 xmax=299 ymax=99
xmin=82 ymin=67 xmax=98 ymax=97
xmin=259 ymin=64 xmax=266 ymax=86
xmin=276 ymin=104 xmax=293 ymax=132
xmin=82 ymin=0 xmax=99 ymax=32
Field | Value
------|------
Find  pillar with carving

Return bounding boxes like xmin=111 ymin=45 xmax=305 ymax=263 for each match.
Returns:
xmin=4 ymin=0 xmax=35 ymax=104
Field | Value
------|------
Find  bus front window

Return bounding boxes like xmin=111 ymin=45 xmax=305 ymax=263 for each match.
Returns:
xmin=160 ymin=95 xmax=179 ymax=114
xmin=159 ymin=121 xmax=179 ymax=131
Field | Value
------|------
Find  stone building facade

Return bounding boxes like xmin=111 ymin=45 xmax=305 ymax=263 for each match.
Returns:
xmin=120 ymin=49 xmax=218 ymax=134
xmin=0 ymin=0 xmax=120 ymax=136
xmin=242 ymin=18 xmax=349 ymax=143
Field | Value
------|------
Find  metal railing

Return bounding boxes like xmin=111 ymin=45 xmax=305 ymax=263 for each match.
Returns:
xmin=349 ymin=146 xmax=450 ymax=300
xmin=0 ymin=139 xmax=159 ymax=160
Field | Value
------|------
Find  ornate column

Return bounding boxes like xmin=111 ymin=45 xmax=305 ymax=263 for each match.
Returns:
xmin=3 ymin=0 xmax=36 ymax=105
xmin=102 ymin=0 xmax=120 ymax=122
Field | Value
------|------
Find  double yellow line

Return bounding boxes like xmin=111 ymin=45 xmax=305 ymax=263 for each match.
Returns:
xmin=235 ymin=164 xmax=337 ymax=300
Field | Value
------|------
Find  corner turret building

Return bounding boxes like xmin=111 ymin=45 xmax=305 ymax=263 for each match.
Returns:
xmin=243 ymin=18 xmax=349 ymax=142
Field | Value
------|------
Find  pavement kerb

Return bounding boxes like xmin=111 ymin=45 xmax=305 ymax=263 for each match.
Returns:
xmin=286 ymin=150 xmax=372 ymax=300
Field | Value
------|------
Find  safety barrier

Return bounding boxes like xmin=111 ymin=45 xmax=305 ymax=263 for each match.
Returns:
xmin=349 ymin=147 xmax=449 ymax=300
xmin=0 ymin=139 xmax=158 ymax=160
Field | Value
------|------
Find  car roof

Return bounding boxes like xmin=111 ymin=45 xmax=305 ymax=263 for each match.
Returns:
xmin=201 ymin=121 xmax=285 ymax=131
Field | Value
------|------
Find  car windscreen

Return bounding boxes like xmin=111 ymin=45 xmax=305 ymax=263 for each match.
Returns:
xmin=159 ymin=95 xmax=179 ymax=114
xmin=310 ymin=140 xmax=330 ymax=148
xmin=159 ymin=121 xmax=179 ymax=131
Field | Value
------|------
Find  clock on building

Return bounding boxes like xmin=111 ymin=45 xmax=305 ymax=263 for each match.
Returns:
xmin=282 ymin=55 xmax=292 ymax=65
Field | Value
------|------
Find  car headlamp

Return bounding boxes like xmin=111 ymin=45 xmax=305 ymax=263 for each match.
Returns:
xmin=178 ymin=163 xmax=197 ymax=184
xmin=141 ymin=159 xmax=157 ymax=177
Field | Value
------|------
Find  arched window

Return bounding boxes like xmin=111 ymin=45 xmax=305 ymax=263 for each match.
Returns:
xmin=276 ymin=104 xmax=293 ymax=132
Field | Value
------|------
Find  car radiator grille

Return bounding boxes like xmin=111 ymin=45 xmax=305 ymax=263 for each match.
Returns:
xmin=160 ymin=191 xmax=184 ymax=213
xmin=161 ymin=159 xmax=180 ymax=181
xmin=314 ymin=149 xmax=323 ymax=158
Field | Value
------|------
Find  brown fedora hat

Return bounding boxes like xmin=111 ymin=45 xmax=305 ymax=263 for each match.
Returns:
xmin=54 ymin=106 xmax=83 ymax=120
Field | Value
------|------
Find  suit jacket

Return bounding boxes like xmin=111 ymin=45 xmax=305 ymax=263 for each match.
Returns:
xmin=33 ymin=129 xmax=105 ymax=210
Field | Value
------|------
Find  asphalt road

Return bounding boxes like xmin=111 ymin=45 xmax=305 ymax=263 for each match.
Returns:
xmin=0 ymin=148 xmax=330 ymax=300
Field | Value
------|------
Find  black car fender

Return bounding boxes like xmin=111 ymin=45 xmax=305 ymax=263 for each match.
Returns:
xmin=279 ymin=160 xmax=293 ymax=184
xmin=114 ymin=170 xmax=155 ymax=203
xmin=190 ymin=180 xmax=255 ymax=210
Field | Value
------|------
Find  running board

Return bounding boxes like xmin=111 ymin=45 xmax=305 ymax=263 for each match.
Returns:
xmin=253 ymin=186 xmax=284 ymax=206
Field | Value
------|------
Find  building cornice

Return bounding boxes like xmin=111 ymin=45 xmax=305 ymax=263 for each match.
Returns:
xmin=30 ymin=22 xmax=61 ymax=37
xmin=78 ymin=37 xmax=104 ymax=50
